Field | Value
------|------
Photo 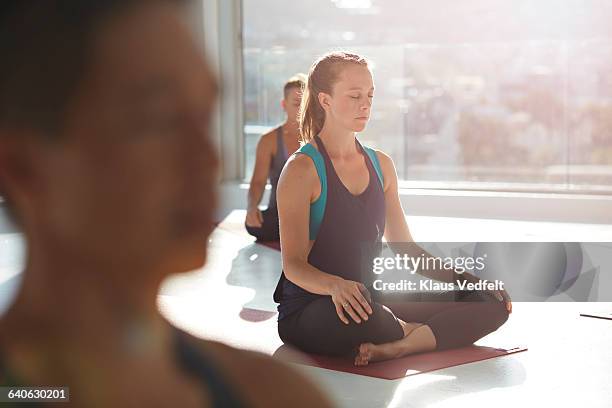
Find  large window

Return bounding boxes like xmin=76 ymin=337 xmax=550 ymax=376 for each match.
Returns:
xmin=242 ymin=0 xmax=612 ymax=193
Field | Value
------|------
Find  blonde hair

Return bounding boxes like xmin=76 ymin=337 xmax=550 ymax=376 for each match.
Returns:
xmin=298 ymin=51 xmax=370 ymax=143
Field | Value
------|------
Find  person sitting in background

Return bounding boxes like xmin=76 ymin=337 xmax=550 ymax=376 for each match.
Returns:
xmin=0 ymin=1 xmax=331 ymax=406
xmin=245 ymin=74 xmax=305 ymax=241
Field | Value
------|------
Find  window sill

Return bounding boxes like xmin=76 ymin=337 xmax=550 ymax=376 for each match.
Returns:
xmin=220 ymin=182 xmax=612 ymax=224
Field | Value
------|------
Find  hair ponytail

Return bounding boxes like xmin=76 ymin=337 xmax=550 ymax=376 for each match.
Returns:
xmin=298 ymin=80 xmax=325 ymax=143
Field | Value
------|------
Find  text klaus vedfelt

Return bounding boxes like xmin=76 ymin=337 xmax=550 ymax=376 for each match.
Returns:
xmin=371 ymin=254 xmax=505 ymax=292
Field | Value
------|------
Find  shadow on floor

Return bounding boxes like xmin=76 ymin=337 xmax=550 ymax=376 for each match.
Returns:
xmin=225 ymin=242 xmax=282 ymax=315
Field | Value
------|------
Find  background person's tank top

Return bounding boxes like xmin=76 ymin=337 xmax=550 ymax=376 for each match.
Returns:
xmin=274 ymin=135 xmax=386 ymax=319
xmin=267 ymin=126 xmax=290 ymax=210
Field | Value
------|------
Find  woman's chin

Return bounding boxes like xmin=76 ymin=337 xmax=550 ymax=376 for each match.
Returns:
xmin=350 ymin=119 xmax=369 ymax=132
xmin=172 ymin=253 xmax=207 ymax=274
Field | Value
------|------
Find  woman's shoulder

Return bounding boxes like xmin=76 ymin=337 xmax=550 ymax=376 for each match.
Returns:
xmin=365 ymin=147 xmax=392 ymax=165
xmin=283 ymin=144 xmax=319 ymax=176
xmin=256 ymin=129 xmax=279 ymax=151
xmin=186 ymin=336 xmax=332 ymax=407
xmin=367 ymin=148 xmax=396 ymax=191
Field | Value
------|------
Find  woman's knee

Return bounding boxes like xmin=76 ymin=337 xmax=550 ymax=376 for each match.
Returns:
xmin=278 ymin=300 xmax=353 ymax=355
xmin=480 ymin=293 xmax=510 ymax=331
xmin=279 ymin=300 xmax=403 ymax=355
xmin=359 ymin=303 xmax=404 ymax=344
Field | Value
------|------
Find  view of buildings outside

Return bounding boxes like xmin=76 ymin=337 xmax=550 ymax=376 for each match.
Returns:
xmin=242 ymin=0 xmax=612 ymax=192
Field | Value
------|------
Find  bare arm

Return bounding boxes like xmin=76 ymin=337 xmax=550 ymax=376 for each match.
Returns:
xmin=277 ymin=154 xmax=340 ymax=294
xmin=246 ymin=133 xmax=274 ymax=226
xmin=378 ymin=151 xmax=456 ymax=283
xmin=278 ymin=154 xmax=372 ymax=324
xmin=378 ymin=151 xmax=511 ymax=311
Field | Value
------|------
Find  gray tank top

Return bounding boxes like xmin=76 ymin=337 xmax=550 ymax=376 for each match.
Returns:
xmin=267 ymin=126 xmax=290 ymax=209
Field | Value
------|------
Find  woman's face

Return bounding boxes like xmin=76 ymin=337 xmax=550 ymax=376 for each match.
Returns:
xmin=19 ymin=3 xmax=219 ymax=275
xmin=324 ymin=64 xmax=374 ymax=133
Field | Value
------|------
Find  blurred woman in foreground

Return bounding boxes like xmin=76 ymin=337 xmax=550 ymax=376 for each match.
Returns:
xmin=0 ymin=1 xmax=331 ymax=406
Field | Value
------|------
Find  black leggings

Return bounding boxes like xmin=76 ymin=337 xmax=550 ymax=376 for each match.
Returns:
xmin=278 ymin=289 xmax=509 ymax=357
xmin=245 ymin=207 xmax=280 ymax=241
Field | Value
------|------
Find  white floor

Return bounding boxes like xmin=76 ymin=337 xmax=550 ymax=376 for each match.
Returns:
xmin=2 ymin=210 xmax=612 ymax=407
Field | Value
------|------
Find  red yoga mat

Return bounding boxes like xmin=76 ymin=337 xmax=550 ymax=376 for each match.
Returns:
xmin=273 ymin=343 xmax=527 ymax=380
xmin=239 ymin=307 xmax=278 ymax=322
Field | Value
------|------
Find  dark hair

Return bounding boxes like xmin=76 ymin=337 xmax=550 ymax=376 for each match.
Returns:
xmin=0 ymin=0 xmax=182 ymax=137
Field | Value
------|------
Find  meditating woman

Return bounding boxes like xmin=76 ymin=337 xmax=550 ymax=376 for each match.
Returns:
xmin=0 ymin=1 xmax=331 ymax=406
xmin=245 ymin=74 xmax=305 ymax=241
xmin=274 ymin=51 xmax=512 ymax=366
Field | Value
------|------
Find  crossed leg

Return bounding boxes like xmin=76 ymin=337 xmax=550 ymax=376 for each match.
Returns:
xmin=354 ymin=320 xmax=436 ymax=366
xmin=354 ymin=290 xmax=509 ymax=366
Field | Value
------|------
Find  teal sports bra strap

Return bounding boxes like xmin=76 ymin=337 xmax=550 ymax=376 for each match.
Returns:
xmin=295 ymin=144 xmax=383 ymax=240
xmin=363 ymin=146 xmax=384 ymax=187
xmin=295 ymin=144 xmax=327 ymax=240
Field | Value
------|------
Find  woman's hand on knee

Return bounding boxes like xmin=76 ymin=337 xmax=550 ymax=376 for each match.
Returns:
xmin=498 ymin=288 xmax=512 ymax=313
xmin=463 ymin=272 xmax=512 ymax=314
xmin=486 ymin=285 xmax=512 ymax=314
xmin=329 ymin=280 xmax=373 ymax=325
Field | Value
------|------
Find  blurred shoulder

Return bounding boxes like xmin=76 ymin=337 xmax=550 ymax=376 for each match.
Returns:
xmin=189 ymin=336 xmax=333 ymax=408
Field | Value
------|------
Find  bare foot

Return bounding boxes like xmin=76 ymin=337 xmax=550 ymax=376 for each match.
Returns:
xmin=354 ymin=342 xmax=400 ymax=366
